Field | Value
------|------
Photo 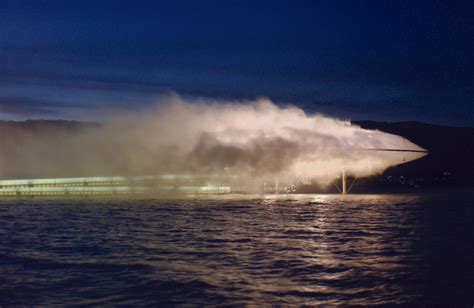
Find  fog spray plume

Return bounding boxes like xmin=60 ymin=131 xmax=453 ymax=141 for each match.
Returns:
xmin=0 ymin=95 xmax=426 ymax=186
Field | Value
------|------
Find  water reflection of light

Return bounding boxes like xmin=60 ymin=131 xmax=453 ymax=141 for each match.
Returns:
xmin=311 ymin=194 xmax=331 ymax=204
xmin=174 ymin=193 xmax=420 ymax=305
xmin=279 ymin=194 xmax=418 ymax=305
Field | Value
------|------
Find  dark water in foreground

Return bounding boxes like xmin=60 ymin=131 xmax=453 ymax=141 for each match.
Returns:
xmin=0 ymin=193 xmax=473 ymax=305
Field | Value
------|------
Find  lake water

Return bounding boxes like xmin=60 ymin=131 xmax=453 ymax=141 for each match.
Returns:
xmin=0 ymin=192 xmax=472 ymax=305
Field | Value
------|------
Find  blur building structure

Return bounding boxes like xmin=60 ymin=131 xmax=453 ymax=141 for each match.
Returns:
xmin=0 ymin=175 xmax=231 ymax=197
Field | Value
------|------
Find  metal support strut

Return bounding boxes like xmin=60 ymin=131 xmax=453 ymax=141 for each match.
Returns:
xmin=342 ymin=169 xmax=347 ymax=194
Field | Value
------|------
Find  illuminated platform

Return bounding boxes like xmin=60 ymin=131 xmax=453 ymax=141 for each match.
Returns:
xmin=0 ymin=175 xmax=231 ymax=197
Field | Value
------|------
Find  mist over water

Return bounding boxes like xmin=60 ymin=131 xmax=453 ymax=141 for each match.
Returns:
xmin=0 ymin=95 xmax=426 ymax=184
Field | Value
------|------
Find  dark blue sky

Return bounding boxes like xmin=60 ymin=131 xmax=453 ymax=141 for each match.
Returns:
xmin=0 ymin=0 xmax=472 ymax=125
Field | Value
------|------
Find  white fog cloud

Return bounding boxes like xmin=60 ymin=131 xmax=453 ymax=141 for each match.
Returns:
xmin=0 ymin=95 xmax=426 ymax=186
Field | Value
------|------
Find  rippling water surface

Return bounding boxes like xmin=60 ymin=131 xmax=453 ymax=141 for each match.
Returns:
xmin=0 ymin=192 xmax=473 ymax=305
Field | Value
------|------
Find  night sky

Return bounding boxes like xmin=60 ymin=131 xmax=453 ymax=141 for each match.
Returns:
xmin=0 ymin=0 xmax=472 ymax=125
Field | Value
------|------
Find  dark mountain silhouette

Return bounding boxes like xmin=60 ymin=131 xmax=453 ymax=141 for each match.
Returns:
xmin=352 ymin=121 xmax=474 ymax=191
